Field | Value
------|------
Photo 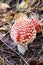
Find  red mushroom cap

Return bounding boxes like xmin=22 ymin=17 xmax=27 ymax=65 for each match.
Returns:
xmin=30 ymin=18 xmax=40 ymax=32
xmin=11 ymin=17 xmax=36 ymax=45
xmin=30 ymin=18 xmax=39 ymax=26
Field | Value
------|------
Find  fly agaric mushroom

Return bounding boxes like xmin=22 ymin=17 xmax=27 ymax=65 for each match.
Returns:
xmin=11 ymin=17 xmax=36 ymax=54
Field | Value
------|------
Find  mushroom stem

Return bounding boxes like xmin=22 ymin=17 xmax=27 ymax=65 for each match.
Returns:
xmin=18 ymin=44 xmax=28 ymax=54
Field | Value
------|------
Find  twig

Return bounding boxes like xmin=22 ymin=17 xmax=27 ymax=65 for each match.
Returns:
xmin=4 ymin=57 xmax=11 ymax=65
xmin=1 ymin=39 xmax=29 ymax=65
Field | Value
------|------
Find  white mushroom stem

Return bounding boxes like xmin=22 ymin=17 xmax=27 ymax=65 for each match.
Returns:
xmin=18 ymin=44 xmax=28 ymax=54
